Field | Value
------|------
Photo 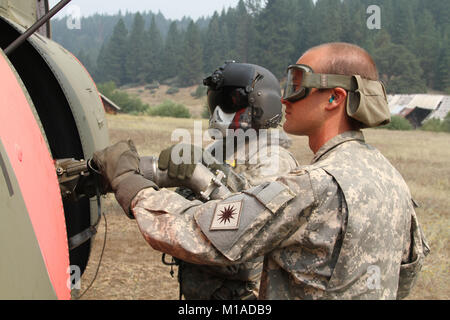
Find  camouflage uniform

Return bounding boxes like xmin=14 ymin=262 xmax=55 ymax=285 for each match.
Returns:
xmin=132 ymin=131 xmax=429 ymax=299
xmin=178 ymin=131 xmax=298 ymax=300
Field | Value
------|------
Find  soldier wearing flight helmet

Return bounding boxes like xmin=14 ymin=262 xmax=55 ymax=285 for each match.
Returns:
xmin=176 ymin=61 xmax=298 ymax=300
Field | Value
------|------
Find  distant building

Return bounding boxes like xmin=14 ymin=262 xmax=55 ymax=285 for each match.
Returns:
xmin=100 ymin=93 xmax=121 ymax=115
xmin=426 ymin=96 xmax=450 ymax=121
xmin=388 ymin=94 xmax=450 ymax=128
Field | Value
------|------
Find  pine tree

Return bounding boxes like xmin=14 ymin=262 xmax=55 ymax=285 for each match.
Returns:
xmin=235 ymin=0 xmax=251 ymax=63
xmin=76 ymin=48 xmax=95 ymax=76
xmin=373 ymin=28 xmax=392 ymax=49
xmin=374 ymin=42 xmax=427 ymax=93
xmin=391 ymin=0 xmax=416 ymax=52
xmin=95 ymin=43 xmax=107 ymax=82
xmin=96 ymin=18 xmax=128 ymax=85
xmin=178 ymin=21 xmax=204 ymax=87
xmin=124 ymin=13 xmax=148 ymax=84
xmin=436 ymin=33 xmax=450 ymax=93
xmin=415 ymin=9 xmax=439 ymax=88
xmin=310 ymin=0 xmax=344 ymax=46
xmin=244 ymin=0 xmax=264 ymax=16
xmin=254 ymin=0 xmax=297 ymax=78
xmin=217 ymin=11 xmax=234 ymax=61
xmin=162 ymin=22 xmax=183 ymax=80
xmin=421 ymin=0 xmax=450 ymax=34
xmin=203 ymin=12 xmax=224 ymax=73
xmin=345 ymin=0 xmax=368 ymax=46
xmin=146 ymin=16 xmax=164 ymax=82
xmin=291 ymin=0 xmax=314 ymax=59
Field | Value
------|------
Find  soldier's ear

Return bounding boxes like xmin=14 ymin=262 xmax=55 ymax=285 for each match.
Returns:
xmin=324 ymin=88 xmax=347 ymax=111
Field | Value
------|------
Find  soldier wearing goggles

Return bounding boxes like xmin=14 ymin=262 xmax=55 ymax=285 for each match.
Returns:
xmin=92 ymin=42 xmax=429 ymax=300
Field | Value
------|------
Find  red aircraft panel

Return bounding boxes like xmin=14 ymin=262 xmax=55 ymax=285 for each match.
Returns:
xmin=0 ymin=52 xmax=70 ymax=299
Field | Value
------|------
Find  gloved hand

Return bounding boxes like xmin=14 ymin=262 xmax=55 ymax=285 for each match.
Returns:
xmin=92 ymin=139 xmax=157 ymax=218
xmin=158 ymin=143 xmax=205 ymax=180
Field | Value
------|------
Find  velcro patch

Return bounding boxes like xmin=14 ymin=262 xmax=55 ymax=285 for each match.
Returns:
xmin=243 ymin=181 xmax=295 ymax=214
xmin=210 ymin=200 xmax=243 ymax=230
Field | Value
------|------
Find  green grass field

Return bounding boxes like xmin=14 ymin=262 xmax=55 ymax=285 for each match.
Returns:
xmin=85 ymin=114 xmax=449 ymax=300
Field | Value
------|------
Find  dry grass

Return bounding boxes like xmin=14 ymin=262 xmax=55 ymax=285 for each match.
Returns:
xmin=78 ymin=103 xmax=449 ymax=300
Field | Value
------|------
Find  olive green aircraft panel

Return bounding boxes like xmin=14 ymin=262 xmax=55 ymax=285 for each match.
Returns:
xmin=27 ymin=32 xmax=111 ymax=225
xmin=27 ymin=31 xmax=110 ymax=157
xmin=0 ymin=141 xmax=57 ymax=300
xmin=0 ymin=0 xmax=37 ymax=29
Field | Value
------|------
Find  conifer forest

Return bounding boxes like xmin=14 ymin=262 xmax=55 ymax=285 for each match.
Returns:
xmin=52 ymin=0 xmax=450 ymax=94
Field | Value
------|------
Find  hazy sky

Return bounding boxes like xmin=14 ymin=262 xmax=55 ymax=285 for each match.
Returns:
xmin=49 ymin=0 xmax=241 ymax=20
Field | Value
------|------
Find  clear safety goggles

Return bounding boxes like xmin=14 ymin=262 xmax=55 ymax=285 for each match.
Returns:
xmin=282 ymin=64 xmax=357 ymax=102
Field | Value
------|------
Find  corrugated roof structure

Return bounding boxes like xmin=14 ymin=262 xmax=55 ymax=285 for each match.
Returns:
xmin=388 ymin=94 xmax=449 ymax=114
xmin=388 ymin=95 xmax=415 ymax=109
xmin=100 ymin=93 xmax=121 ymax=115
xmin=387 ymin=94 xmax=450 ymax=127
xmin=390 ymin=105 xmax=407 ymax=115
xmin=399 ymin=107 xmax=414 ymax=117
xmin=408 ymin=94 xmax=444 ymax=110
xmin=426 ymin=96 xmax=450 ymax=121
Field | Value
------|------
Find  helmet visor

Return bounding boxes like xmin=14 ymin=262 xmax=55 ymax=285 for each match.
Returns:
xmin=207 ymin=87 xmax=249 ymax=114
xmin=282 ymin=64 xmax=314 ymax=102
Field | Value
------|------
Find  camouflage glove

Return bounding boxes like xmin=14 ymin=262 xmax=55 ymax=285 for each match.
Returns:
xmin=158 ymin=143 xmax=205 ymax=180
xmin=92 ymin=139 xmax=157 ymax=218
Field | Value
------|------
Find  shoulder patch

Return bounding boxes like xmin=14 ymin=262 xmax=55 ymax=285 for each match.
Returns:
xmin=194 ymin=193 xmax=271 ymax=261
xmin=210 ymin=200 xmax=243 ymax=230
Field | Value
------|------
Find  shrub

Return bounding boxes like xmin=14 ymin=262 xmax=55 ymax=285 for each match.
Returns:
xmin=421 ymin=118 xmax=443 ymax=132
xmin=97 ymin=81 xmax=116 ymax=97
xmin=421 ymin=112 xmax=450 ymax=133
xmin=166 ymin=86 xmax=180 ymax=95
xmin=442 ymin=111 xmax=450 ymax=132
xmin=379 ymin=115 xmax=413 ymax=130
xmin=201 ymin=104 xmax=210 ymax=119
xmin=97 ymin=81 xmax=149 ymax=114
xmin=191 ymin=85 xmax=207 ymax=99
xmin=148 ymin=100 xmax=191 ymax=118
xmin=161 ymin=77 xmax=178 ymax=86
xmin=145 ymin=81 xmax=160 ymax=90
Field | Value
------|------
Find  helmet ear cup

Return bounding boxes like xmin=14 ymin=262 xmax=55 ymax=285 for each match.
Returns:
xmin=250 ymin=67 xmax=282 ymax=129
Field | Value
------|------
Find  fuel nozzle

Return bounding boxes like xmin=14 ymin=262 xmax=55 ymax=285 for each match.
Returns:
xmin=55 ymin=158 xmax=103 ymax=202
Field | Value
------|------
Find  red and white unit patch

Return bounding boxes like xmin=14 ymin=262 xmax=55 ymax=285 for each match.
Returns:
xmin=210 ymin=200 xmax=243 ymax=230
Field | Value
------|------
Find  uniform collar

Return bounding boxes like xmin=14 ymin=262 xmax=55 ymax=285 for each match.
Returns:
xmin=311 ymin=131 xmax=365 ymax=164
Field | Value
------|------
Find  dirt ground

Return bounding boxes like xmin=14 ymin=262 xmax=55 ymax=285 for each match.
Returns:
xmin=75 ymin=197 xmax=180 ymax=300
xmin=75 ymin=89 xmax=449 ymax=300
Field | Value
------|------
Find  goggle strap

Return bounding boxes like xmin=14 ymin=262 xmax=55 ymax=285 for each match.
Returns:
xmin=302 ymin=73 xmax=359 ymax=91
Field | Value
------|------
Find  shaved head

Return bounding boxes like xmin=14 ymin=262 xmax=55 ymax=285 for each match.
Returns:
xmin=303 ymin=42 xmax=379 ymax=80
